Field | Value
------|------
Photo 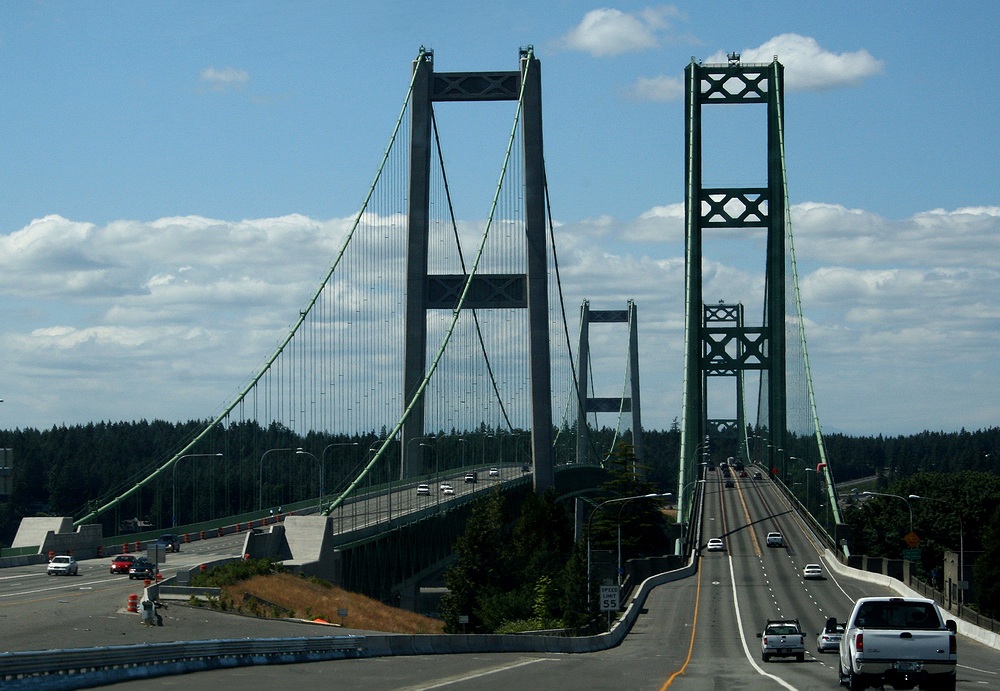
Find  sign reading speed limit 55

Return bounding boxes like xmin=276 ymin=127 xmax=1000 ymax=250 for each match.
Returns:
xmin=599 ymin=585 xmax=620 ymax=612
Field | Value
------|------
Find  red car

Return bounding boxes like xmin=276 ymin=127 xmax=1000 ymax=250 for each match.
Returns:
xmin=110 ymin=554 xmax=136 ymax=574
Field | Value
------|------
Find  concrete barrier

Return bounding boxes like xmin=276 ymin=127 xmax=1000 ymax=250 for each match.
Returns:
xmin=822 ymin=549 xmax=1000 ymax=650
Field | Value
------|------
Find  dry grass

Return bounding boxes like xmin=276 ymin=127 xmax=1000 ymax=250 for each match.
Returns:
xmin=220 ymin=573 xmax=445 ymax=634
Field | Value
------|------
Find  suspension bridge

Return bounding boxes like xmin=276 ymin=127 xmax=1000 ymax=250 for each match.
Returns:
xmin=18 ymin=47 xmax=844 ymax=601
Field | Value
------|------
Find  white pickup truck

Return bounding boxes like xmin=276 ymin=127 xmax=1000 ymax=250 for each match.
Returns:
xmin=838 ymin=596 xmax=957 ymax=691
xmin=758 ymin=618 xmax=806 ymax=662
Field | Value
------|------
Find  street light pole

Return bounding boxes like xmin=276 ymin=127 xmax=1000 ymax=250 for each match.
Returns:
xmin=295 ymin=449 xmax=322 ymax=514
xmin=172 ymin=453 xmax=222 ymax=528
xmin=320 ymin=442 xmax=359 ymax=504
xmin=615 ymin=493 xmax=674 ymax=586
xmin=587 ymin=493 xmax=672 ymax=608
xmin=679 ymin=479 xmax=706 ymax=554
xmin=909 ymin=494 xmax=965 ymax=606
xmin=258 ymin=448 xmax=293 ymax=512
xmin=862 ymin=491 xmax=913 ymax=532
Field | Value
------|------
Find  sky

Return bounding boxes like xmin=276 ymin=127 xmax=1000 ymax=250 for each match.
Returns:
xmin=1 ymin=2 xmax=998 ymax=437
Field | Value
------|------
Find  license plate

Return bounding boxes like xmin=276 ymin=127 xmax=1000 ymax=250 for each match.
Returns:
xmin=777 ymin=648 xmax=789 ymax=653
xmin=895 ymin=662 xmax=921 ymax=672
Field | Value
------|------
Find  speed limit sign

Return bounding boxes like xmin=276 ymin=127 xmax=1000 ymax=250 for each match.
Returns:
xmin=599 ymin=585 xmax=620 ymax=612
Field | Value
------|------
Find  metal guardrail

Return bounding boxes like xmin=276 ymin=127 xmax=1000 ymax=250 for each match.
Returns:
xmin=0 ymin=635 xmax=363 ymax=688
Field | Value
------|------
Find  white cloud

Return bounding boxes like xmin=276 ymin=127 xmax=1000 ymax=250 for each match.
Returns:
xmin=561 ymin=7 xmax=681 ymax=57
xmin=627 ymin=74 xmax=685 ymax=102
xmin=1 ymin=199 xmax=997 ymax=435
xmin=199 ymin=66 xmax=250 ymax=91
xmin=705 ymin=34 xmax=883 ymax=91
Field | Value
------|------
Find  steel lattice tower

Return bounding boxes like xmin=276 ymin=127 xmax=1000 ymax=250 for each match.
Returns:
xmin=679 ymin=55 xmax=788 ymax=522
xmin=402 ymin=48 xmax=554 ymax=492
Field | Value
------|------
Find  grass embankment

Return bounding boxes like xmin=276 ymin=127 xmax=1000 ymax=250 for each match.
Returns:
xmin=190 ymin=560 xmax=444 ymax=634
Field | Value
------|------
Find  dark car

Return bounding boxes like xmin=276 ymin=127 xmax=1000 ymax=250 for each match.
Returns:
xmin=129 ymin=558 xmax=158 ymax=580
xmin=110 ymin=554 xmax=136 ymax=574
xmin=155 ymin=534 xmax=180 ymax=553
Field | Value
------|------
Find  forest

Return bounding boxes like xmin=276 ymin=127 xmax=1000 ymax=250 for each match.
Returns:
xmin=1 ymin=421 xmax=999 ymax=616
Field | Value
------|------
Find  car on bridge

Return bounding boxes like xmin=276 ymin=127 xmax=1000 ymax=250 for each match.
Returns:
xmin=155 ymin=534 xmax=181 ymax=553
xmin=47 ymin=555 xmax=79 ymax=576
xmin=766 ymin=531 xmax=784 ymax=547
xmin=416 ymin=483 xmax=430 ymax=496
xmin=109 ymin=554 xmax=136 ymax=574
xmin=706 ymin=538 xmax=725 ymax=552
xmin=816 ymin=617 xmax=845 ymax=653
xmin=489 ymin=467 xmax=499 ymax=477
xmin=724 ymin=478 xmax=735 ymax=488
xmin=758 ymin=618 xmax=806 ymax=662
xmin=128 ymin=558 xmax=158 ymax=581
xmin=803 ymin=563 xmax=823 ymax=579
xmin=440 ymin=484 xmax=455 ymax=495
xmin=464 ymin=472 xmax=477 ymax=484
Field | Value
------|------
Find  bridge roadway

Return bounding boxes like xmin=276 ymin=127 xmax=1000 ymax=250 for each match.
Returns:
xmin=2 ymin=469 xmax=998 ymax=689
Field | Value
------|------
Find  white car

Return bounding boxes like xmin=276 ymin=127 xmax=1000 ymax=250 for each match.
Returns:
xmin=440 ymin=484 xmax=455 ymax=495
xmin=765 ymin=532 xmax=784 ymax=547
xmin=416 ymin=483 xmax=430 ymax=496
xmin=489 ymin=467 xmax=500 ymax=477
xmin=803 ymin=563 xmax=823 ymax=579
xmin=47 ymin=555 xmax=79 ymax=576
xmin=706 ymin=538 xmax=725 ymax=552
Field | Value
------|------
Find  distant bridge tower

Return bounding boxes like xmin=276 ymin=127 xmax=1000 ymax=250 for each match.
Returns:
xmin=702 ymin=301 xmax=753 ymax=458
xmin=576 ymin=300 xmax=644 ymax=469
xmin=402 ymin=48 xmax=554 ymax=492
xmin=680 ymin=54 xmax=788 ymax=518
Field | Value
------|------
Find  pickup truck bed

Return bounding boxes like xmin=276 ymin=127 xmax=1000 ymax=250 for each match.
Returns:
xmin=758 ymin=619 xmax=805 ymax=662
xmin=839 ymin=596 xmax=956 ymax=691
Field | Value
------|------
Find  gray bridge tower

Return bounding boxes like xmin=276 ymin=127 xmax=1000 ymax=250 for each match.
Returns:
xmin=401 ymin=48 xmax=554 ymax=492
xmin=575 ymin=300 xmax=644 ymax=468
xmin=680 ymin=54 xmax=788 ymax=521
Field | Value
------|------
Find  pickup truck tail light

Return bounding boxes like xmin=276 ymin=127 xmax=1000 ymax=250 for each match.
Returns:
xmin=855 ymin=633 xmax=864 ymax=652
xmin=949 ymin=634 xmax=956 ymax=655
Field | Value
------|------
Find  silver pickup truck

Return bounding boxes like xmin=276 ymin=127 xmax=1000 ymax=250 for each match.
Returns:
xmin=758 ymin=618 xmax=806 ymax=662
xmin=838 ymin=596 xmax=957 ymax=691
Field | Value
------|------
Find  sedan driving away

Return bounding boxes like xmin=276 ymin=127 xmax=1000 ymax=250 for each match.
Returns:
xmin=440 ymin=484 xmax=455 ymax=495
xmin=416 ymin=483 xmax=430 ymax=496
xmin=816 ymin=617 xmax=844 ymax=653
xmin=47 ymin=555 xmax=79 ymax=576
xmin=706 ymin=538 xmax=725 ymax=552
xmin=802 ymin=563 xmax=823 ymax=579
xmin=765 ymin=532 xmax=784 ymax=547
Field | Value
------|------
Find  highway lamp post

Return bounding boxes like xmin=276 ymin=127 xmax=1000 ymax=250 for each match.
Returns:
xmin=258 ymin=448 xmax=293 ymax=512
xmin=862 ymin=491 xmax=913 ymax=532
xmin=420 ymin=443 xmax=437 ymax=508
xmin=458 ymin=438 xmax=467 ymax=470
xmin=294 ymin=449 xmax=323 ymax=514
xmin=909 ymin=494 xmax=965 ymax=606
xmin=803 ymin=465 xmax=816 ymax=513
xmin=320 ymin=442 xmax=358 ymax=505
xmin=587 ymin=493 xmax=671 ymax=609
xmin=614 ymin=493 xmax=673 ymax=587
xmin=680 ymin=479 xmax=706 ymax=553
xmin=172 ymin=453 xmax=222 ymax=528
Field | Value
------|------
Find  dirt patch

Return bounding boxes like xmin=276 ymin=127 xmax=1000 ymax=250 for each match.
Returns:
xmin=219 ymin=573 xmax=445 ymax=634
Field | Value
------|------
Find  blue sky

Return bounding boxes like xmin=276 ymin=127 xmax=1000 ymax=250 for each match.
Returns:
xmin=1 ymin=2 xmax=998 ymax=436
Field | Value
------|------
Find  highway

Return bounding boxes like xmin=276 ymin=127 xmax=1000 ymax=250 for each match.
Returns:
xmin=2 ymin=467 xmax=998 ymax=689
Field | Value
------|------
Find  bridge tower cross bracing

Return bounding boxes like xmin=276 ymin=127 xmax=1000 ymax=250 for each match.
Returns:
xmin=402 ymin=48 xmax=554 ymax=492
xmin=702 ymin=301 xmax=753 ymax=459
xmin=680 ymin=55 xmax=788 ymax=522
xmin=575 ymin=300 xmax=644 ymax=470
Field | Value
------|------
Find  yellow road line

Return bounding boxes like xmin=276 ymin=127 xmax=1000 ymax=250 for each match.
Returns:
xmin=660 ymin=553 xmax=703 ymax=689
xmin=735 ymin=479 xmax=762 ymax=556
